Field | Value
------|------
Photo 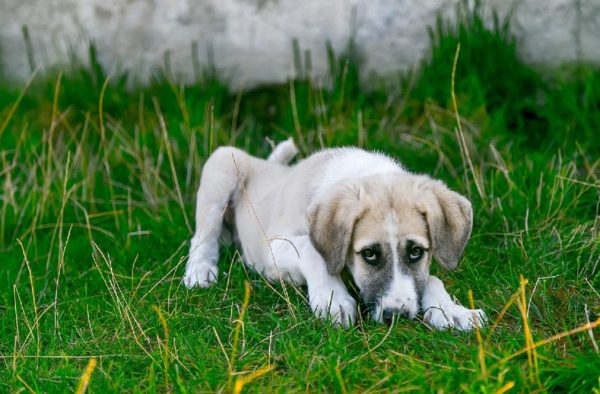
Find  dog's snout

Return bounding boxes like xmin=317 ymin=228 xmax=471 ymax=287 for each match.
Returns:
xmin=382 ymin=308 xmax=410 ymax=324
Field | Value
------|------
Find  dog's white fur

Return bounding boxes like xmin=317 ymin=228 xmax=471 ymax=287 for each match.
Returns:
xmin=184 ymin=139 xmax=485 ymax=330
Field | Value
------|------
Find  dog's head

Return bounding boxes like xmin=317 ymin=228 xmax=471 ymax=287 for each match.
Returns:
xmin=308 ymin=172 xmax=472 ymax=324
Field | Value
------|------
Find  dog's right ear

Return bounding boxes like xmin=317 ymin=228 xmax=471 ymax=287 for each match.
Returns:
xmin=307 ymin=182 xmax=364 ymax=275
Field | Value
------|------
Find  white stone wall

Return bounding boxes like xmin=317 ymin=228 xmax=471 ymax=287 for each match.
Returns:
xmin=0 ymin=0 xmax=598 ymax=89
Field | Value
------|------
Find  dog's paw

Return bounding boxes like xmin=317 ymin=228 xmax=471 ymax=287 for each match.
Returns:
xmin=183 ymin=262 xmax=218 ymax=289
xmin=310 ymin=291 xmax=357 ymax=329
xmin=423 ymin=304 xmax=486 ymax=331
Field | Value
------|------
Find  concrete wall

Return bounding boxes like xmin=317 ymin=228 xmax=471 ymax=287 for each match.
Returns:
xmin=0 ymin=0 xmax=598 ymax=89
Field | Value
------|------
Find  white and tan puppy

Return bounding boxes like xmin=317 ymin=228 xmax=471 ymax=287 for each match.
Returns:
xmin=184 ymin=139 xmax=485 ymax=330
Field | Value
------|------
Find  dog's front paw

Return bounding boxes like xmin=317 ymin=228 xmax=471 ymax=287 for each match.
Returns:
xmin=423 ymin=304 xmax=486 ymax=331
xmin=183 ymin=262 xmax=218 ymax=289
xmin=310 ymin=291 xmax=357 ymax=329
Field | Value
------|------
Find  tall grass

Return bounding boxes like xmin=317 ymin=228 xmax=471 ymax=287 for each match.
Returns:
xmin=1 ymin=7 xmax=599 ymax=393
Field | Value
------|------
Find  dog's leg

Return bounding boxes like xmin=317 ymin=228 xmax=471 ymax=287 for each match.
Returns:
xmin=421 ymin=275 xmax=486 ymax=331
xmin=270 ymin=235 xmax=357 ymax=328
xmin=267 ymin=138 xmax=298 ymax=165
xmin=184 ymin=147 xmax=252 ymax=288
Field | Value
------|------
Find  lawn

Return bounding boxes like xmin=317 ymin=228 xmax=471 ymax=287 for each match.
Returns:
xmin=1 ymin=11 xmax=599 ymax=393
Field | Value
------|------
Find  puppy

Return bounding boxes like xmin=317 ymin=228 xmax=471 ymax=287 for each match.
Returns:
xmin=183 ymin=139 xmax=485 ymax=330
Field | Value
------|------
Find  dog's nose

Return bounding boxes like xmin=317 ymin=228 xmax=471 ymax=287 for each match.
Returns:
xmin=382 ymin=308 xmax=409 ymax=324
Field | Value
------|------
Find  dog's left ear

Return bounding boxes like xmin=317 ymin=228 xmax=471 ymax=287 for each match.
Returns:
xmin=420 ymin=180 xmax=473 ymax=270
xmin=307 ymin=181 xmax=364 ymax=275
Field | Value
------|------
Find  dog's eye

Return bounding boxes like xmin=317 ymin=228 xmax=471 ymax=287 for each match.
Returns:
xmin=360 ymin=248 xmax=380 ymax=265
xmin=408 ymin=246 xmax=424 ymax=263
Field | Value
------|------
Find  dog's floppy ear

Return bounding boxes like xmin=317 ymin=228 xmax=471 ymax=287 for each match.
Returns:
xmin=420 ymin=180 xmax=473 ymax=270
xmin=307 ymin=182 xmax=364 ymax=275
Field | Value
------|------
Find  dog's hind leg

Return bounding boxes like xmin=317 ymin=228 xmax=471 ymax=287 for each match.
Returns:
xmin=267 ymin=138 xmax=298 ymax=165
xmin=184 ymin=147 xmax=253 ymax=288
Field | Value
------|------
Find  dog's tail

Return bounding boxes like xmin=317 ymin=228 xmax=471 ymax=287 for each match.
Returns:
xmin=268 ymin=138 xmax=298 ymax=165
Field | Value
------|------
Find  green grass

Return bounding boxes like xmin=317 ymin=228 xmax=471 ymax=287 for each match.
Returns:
xmin=1 ymin=9 xmax=599 ymax=393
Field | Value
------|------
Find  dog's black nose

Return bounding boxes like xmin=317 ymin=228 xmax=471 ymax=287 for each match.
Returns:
xmin=382 ymin=308 xmax=409 ymax=324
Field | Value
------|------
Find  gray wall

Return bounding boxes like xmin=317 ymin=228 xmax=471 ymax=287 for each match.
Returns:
xmin=1 ymin=0 xmax=598 ymax=89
